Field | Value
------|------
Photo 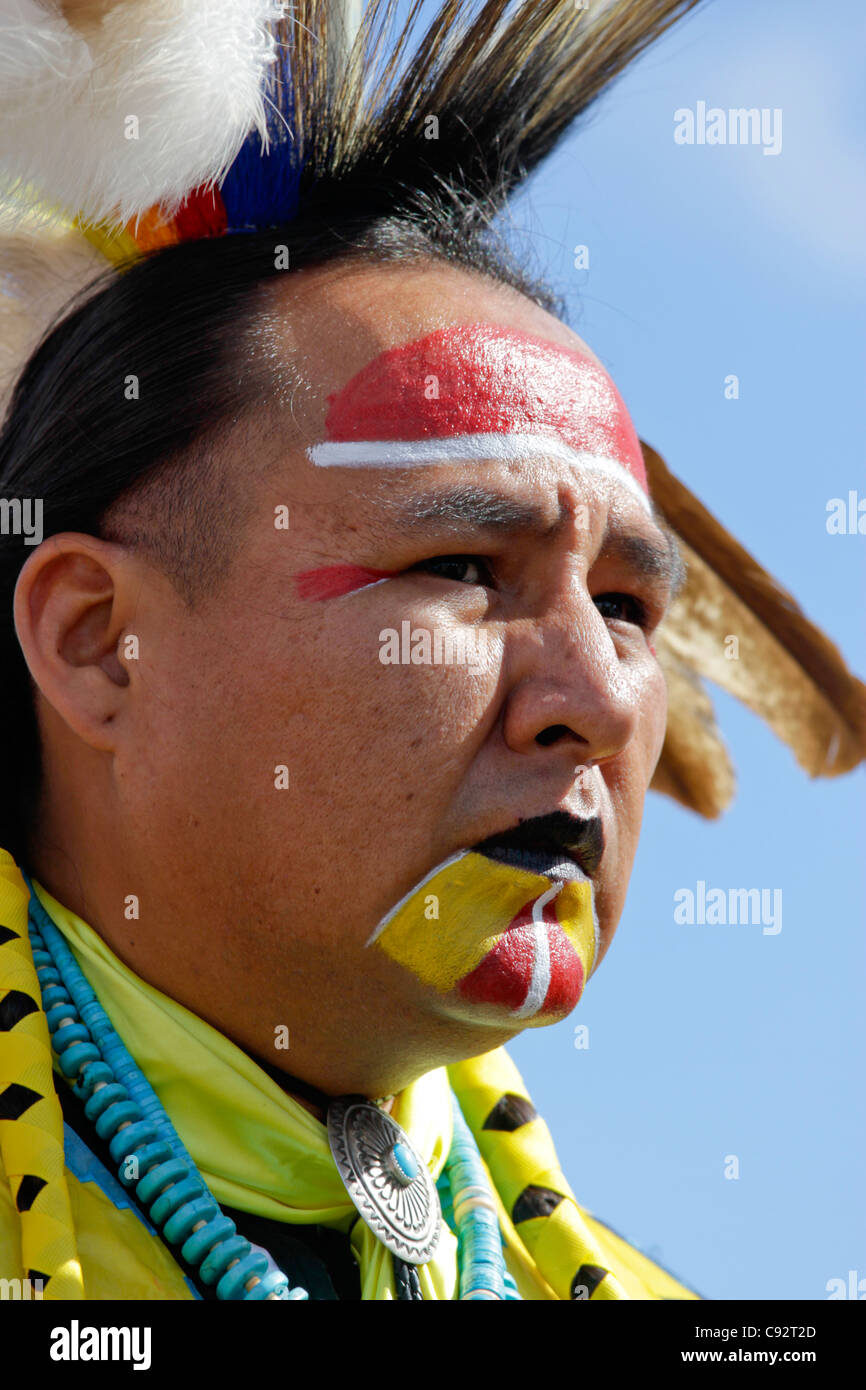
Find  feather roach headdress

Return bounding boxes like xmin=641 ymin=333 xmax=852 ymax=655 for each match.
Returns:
xmin=1 ymin=0 xmax=864 ymax=819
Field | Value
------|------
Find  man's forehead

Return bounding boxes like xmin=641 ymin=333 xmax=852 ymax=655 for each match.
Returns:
xmin=272 ymin=256 xmax=588 ymax=373
xmin=297 ymin=323 xmax=648 ymax=507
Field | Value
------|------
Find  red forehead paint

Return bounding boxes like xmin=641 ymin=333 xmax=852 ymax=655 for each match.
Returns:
xmin=295 ymin=564 xmax=395 ymax=601
xmin=322 ymin=324 xmax=647 ymax=491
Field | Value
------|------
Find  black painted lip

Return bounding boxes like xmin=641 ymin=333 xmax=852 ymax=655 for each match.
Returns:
xmin=477 ymin=843 xmax=588 ymax=882
xmin=473 ymin=812 xmax=605 ymax=880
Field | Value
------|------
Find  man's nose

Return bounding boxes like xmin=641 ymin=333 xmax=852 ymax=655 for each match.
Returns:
xmin=500 ymin=594 xmax=640 ymax=767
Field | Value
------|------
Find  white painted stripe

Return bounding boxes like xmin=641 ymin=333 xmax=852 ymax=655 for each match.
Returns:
xmin=307 ymin=434 xmax=650 ymax=511
xmin=335 ymin=575 xmax=390 ymax=600
xmin=512 ymin=883 xmax=560 ymax=1019
xmin=364 ymin=850 xmax=469 ymax=947
xmin=587 ymin=896 xmax=601 ymax=979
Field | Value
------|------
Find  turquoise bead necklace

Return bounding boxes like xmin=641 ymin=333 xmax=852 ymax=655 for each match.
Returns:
xmin=25 ymin=878 xmax=520 ymax=1301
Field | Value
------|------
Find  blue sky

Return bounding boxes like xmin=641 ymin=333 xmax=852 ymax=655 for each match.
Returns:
xmin=486 ymin=0 xmax=866 ymax=1300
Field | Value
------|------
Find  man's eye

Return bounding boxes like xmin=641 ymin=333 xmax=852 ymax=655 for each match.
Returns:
xmin=594 ymin=592 xmax=648 ymax=627
xmin=410 ymin=555 xmax=493 ymax=586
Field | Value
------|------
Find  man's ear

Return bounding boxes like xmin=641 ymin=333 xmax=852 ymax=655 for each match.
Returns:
xmin=13 ymin=532 xmax=136 ymax=753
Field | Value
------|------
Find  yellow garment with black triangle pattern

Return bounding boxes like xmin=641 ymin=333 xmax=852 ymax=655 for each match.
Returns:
xmin=0 ymin=850 xmax=699 ymax=1301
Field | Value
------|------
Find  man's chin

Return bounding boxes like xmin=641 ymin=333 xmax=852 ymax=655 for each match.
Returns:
xmin=366 ymin=849 xmax=599 ymax=1027
xmin=436 ymin=988 xmax=584 ymax=1033
xmin=449 ymin=911 xmax=587 ymax=1020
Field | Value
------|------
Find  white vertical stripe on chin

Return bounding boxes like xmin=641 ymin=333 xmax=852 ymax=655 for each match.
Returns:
xmin=307 ymin=434 xmax=650 ymax=512
xmin=512 ymin=882 xmax=560 ymax=1019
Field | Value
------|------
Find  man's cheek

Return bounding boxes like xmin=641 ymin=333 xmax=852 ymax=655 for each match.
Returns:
xmin=588 ymin=836 xmax=638 ymax=971
xmin=649 ymin=686 xmax=669 ymax=778
xmin=632 ymin=662 xmax=668 ymax=780
xmin=373 ymin=620 xmax=503 ymax=710
xmin=597 ymin=769 xmax=646 ymax=904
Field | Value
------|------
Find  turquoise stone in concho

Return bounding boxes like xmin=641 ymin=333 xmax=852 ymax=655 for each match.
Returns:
xmin=389 ymin=1139 xmax=420 ymax=1184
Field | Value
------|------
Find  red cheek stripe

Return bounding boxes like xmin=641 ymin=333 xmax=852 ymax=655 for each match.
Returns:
xmin=294 ymin=564 xmax=396 ymax=601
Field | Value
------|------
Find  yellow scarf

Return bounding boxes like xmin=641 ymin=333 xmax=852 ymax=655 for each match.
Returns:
xmin=0 ymin=850 xmax=699 ymax=1300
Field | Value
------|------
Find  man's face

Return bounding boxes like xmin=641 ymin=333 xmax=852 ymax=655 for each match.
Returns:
xmin=114 ymin=260 xmax=674 ymax=1071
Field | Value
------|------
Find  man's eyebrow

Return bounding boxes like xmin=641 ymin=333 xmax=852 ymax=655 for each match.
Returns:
xmin=650 ymin=509 xmax=688 ymax=599
xmin=386 ymin=484 xmax=687 ymax=598
xmin=398 ymin=485 xmax=561 ymax=535
xmin=602 ymin=517 xmax=687 ymax=598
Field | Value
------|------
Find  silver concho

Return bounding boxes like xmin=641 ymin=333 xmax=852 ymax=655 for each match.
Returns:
xmin=327 ymin=1096 xmax=441 ymax=1264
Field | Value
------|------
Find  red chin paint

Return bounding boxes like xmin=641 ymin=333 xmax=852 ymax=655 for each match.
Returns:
xmin=294 ymin=564 xmax=395 ymax=601
xmin=319 ymin=324 xmax=648 ymax=493
xmin=457 ymin=892 xmax=585 ymax=1017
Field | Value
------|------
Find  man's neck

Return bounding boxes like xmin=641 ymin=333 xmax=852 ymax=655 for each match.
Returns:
xmin=244 ymin=1048 xmax=394 ymax=1121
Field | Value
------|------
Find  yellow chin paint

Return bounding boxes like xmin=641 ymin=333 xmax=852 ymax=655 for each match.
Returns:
xmin=366 ymin=852 xmax=598 ymax=1019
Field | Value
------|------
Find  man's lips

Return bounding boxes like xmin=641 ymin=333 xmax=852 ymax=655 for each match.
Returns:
xmin=474 ymin=843 xmax=588 ymax=883
xmin=473 ymin=810 xmax=605 ymax=881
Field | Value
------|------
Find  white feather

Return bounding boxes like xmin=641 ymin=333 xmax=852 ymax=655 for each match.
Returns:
xmin=0 ymin=0 xmax=288 ymax=228
xmin=0 ymin=210 xmax=110 ymax=420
